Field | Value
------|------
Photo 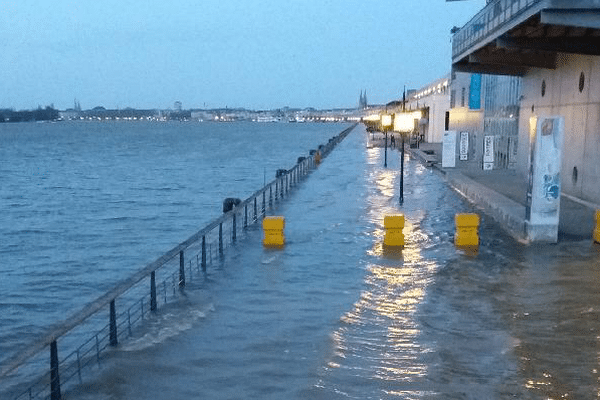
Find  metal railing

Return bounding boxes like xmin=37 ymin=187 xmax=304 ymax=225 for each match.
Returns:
xmin=452 ymin=0 xmax=541 ymax=61
xmin=0 ymin=124 xmax=357 ymax=400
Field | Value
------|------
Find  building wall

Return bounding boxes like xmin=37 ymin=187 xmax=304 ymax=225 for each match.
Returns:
xmin=517 ymin=53 xmax=600 ymax=204
xmin=449 ymin=108 xmax=485 ymax=166
xmin=448 ymin=72 xmax=485 ymax=167
xmin=483 ymin=75 xmax=521 ymax=169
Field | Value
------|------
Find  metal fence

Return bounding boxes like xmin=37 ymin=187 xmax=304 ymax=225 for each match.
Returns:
xmin=0 ymin=124 xmax=356 ymax=400
xmin=452 ymin=0 xmax=541 ymax=60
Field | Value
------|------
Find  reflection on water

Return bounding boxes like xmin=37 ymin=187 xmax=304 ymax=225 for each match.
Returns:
xmin=505 ymin=242 xmax=600 ymax=399
xmin=322 ymin=149 xmax=439 ymax=397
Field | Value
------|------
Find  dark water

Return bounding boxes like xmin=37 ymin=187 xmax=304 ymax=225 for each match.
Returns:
xmin=0 ymin=121 xmax=349 ymax=370
xmin=3 ymin=123 xmax=600 ymax=399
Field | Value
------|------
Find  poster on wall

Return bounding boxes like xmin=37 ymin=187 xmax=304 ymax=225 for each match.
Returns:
xmin=442 ymin=131 xmax=456 ymax=168
xmin=469 ymin=74 xmax=482 ymax=110
xmin=459 ymin=132 xmax=469 ymax=161
xmin=525 ymin=116 xmax=564 ymax=241
xmin=483 ymin=135 xmax=494 ymax=170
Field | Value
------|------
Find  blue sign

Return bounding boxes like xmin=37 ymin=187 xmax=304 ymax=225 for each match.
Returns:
xmin=469 ymin=74 xmax=481 ymax=110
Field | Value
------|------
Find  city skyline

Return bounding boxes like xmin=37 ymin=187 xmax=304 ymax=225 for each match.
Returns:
xmin=1 ymin=0 xmax=486 ymax=111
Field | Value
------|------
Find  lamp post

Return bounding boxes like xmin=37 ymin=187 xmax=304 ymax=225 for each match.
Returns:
xmin=381 ymin=114 xmax=393 ymax=168
xmin=393 ymin=112 xmax=414 ymax=205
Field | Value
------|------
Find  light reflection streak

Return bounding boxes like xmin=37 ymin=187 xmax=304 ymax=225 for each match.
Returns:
xmin=325 ymin=159 xmax=439 ymax=392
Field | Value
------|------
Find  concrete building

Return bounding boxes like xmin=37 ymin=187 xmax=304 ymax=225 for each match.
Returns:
xmin=452 ymin=0 xmax=600 ymax=205
xmin=450 ymin=0 xmax=600 ymax=240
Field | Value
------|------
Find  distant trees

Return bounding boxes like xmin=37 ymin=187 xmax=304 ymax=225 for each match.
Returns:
xmin=0 ymin=106 xmax=59 ymax=123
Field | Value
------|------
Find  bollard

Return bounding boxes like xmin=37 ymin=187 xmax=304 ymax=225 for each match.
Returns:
xmin=455 ymin=213 xmax=480 ymax=247
xmin=263 ymin=216 xmax=285 ymax=247
xmin=223 ymin=197 xmax=241 ymax=213
xmin=383 ymin=214 xmax=405 ymax=247
xmin=594 ymin=210 xmax=600 ymax=244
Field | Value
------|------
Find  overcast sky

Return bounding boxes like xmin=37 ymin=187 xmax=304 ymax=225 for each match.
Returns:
xmin=2 ymin=0 xmax=486 ymax=110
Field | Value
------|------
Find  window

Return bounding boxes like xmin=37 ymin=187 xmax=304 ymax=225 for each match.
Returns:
xmin=461 ymin=87 xmax=466 ymax=107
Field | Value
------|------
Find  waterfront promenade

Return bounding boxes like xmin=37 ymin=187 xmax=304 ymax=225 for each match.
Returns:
xmin=60 ymin=124 xmax=600 ymax=399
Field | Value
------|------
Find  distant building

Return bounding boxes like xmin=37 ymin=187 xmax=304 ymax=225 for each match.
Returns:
xmin=174 ymin=101 xmax=182 ymax=112
xmin=407 ymin=76 xmax=450 ymax=144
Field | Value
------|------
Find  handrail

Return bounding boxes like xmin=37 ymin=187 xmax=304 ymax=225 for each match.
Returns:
xmin=452 ymin=0 xmax=542 ymax=61
xmin=1 ymin=123 xmax=356 ymax=400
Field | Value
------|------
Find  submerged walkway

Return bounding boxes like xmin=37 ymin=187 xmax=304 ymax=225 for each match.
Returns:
xmin=68 ymin=125 xmax=600 ymax=399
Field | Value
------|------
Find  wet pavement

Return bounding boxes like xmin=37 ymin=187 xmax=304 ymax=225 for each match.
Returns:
xmin=64 ymin=125 xmax=600 ymax=399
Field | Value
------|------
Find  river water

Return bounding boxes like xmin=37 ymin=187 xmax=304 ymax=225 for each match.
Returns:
xmin=3 ymin=122 xmax=600 ymax=399
xmin=0 ymin=121 xmax=349 ymax=384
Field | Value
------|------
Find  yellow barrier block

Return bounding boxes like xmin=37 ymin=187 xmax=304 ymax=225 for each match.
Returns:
xmin=455 ymin=213 xmax=480 ymax=247
xmin=263 ymin=216 xmax=285 ymax=247
xmin=594 ymin=210 xmax=600 ymax=244
xmin=383 ymin=214 xmax=405 ymax=247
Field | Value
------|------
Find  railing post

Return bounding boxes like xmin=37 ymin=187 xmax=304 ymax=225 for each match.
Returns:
xmin=269 ymin=186 xmax=273 ymax=208
xmin=150 ymin=271 xmax=157 ymax=311
xmin=254 ymin=197 xmax=258 ymax=222
xmin=50 ymin=340 xmax=61 ymax=400
xmin=109 ymin=299 xmax=118 ymax=346
xmin=232 ymin=212 xmax=237 ymax=242
xmin=179 ymin=250 xmax=185 ymax=288
xmin=275 ymin=180 xmax=278 ymax=201
xmin=244 ymin=204 xmax=248 ymax=228
xmin=262 ymin=191 xmax=266 ymax=215
xmin=202 ymin=235 xmax=207 ymax=272
xmin=219 ymin=223 xmax=224 ymax=255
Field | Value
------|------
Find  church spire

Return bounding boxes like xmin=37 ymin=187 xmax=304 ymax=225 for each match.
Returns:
xmin=358 ymin=90 xmax=368 ymax=110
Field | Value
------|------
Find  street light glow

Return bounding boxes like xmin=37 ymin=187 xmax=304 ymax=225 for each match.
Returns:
xmin=364 ymin=114 xmax=381 ymax=122
xmin=381 ymin=114 xmax=393 ymax=128
xmin=394 ymin=113 xmax=414 ymax=132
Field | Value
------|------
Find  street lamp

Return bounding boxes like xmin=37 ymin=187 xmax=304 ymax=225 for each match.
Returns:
xmin=381 ymin=114 xmax=393 ymax=167
xmin=393 ymin=112 xmax=414 ymax=205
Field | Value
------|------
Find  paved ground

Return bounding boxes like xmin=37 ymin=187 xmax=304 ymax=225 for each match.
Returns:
xmin=408 ymin=142 xmax=598 ymax=242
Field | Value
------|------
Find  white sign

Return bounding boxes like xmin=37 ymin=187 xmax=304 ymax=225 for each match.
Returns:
xmin=483 ymin=135 xmax=494 ymax=163
xmin=442 ymin=131 xmax=456 ymax=168
xmin=459 ymin=132 xmax=469 ymax=161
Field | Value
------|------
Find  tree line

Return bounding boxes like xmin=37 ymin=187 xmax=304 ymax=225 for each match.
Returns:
xmin=0 ymin=106 xmax=60 ymax=123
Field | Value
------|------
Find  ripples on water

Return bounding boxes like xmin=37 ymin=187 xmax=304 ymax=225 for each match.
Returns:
xmin=3 ymin=123 xmax=600 ymax=399
xmin=0 ymin=121 xmax=350 ymax=369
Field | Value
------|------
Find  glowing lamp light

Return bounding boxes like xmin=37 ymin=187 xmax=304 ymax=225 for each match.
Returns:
xmin=394 ymin=113 xmax=414 ymax=132
xmin=364 ymin=114 xmax=381 ymax=122
xmin=381 ymin=114 xmax=393 ymax=129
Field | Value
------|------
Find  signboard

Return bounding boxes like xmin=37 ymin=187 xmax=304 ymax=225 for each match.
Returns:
xmin=459 ymin=132 xmax=469 ymax=161
xmin=483 ymin=135 xmax=494 ymax=170
xmin=525 ymin=116 xmax=564 ymax=242
xmin=442 ymin=131 xmax=456 ymax=168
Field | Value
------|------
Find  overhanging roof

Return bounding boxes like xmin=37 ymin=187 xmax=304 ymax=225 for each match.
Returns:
xmin=451 ymin=0 xmax=600 ymax=76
